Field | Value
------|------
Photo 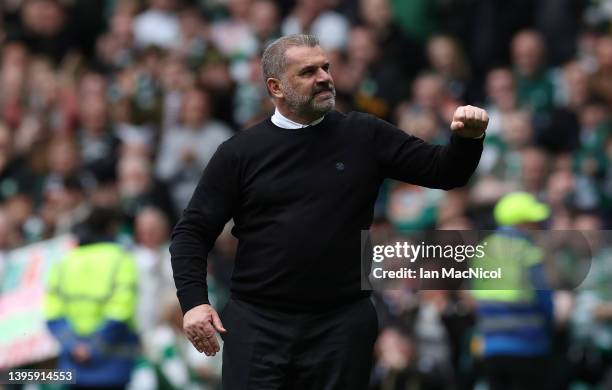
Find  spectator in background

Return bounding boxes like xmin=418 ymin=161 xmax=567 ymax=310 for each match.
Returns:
xmin=0 ymin=210 xmax=13 ymax=279
xmin=339 ymin=25 xmax=406 ymax=121
xmin=520 ymin=146 xmax=550 ymax=198
xmin=210 ymin=0 xmax=258 ymax=68
xmin=68 ymin=0 xmax=108 ymax=60
xmin=96 ymin=2 xmax=137 ymax=71
xmin=29 ymin=56 xmax=76 ymax=129
xmin=575 ymin=98 xmax=610 ymax=158
xmin=558 ymin=61 xmax=590 ymax=111
xmin=40 ymin=136 xmax=94 ymax=203
xmin=207 ymin=0 xmax=260 ymax=125
xmin=534 ymin=0 xmax=583 ymax=66
xmin=0 ymin=41 xmax=29 ymax=130
xmin=159 ymin=55 xmax=194 ymax=132
xmin=471 ymin=192 xmax=554 ymax=390
xmin=39 ymin=174 xmax=90 ymax=237
xmin=117 ymin=155 xmax=176 ymax=228
xmin=534 ymin=90 xmax=581 ymax=157
xmin=575 ymin=29 xmax=600 ymax=74
xmin=89 ymin=175 xmax=122 ymax=211
xmin=371 ymin=326 xmax=413 ymax=390
xmin=14 ymin=0 xmax=73 ymax=64
xmin=2 ymin=189 xmax=34 ymax=245
xmin=471 ymin=110 xmax=534 ymax=212
xmin=386 ymin=180 xmax=444 ymax=232
xmin=129 ymin=291 xmax=198 ymax=390
xmin=0 ymin=107 xmax=40 ymax=243
xmin=601 ymin=137 xmax=612 ymax=218
xmin=133 ymin=0 xmax=180 ymax=50
xmin=436 ymin=189 xmax=471 ymax=228
xmin=77 ymin=94 xmax=122 ymax=182
xmin=0 ymin=209 xmax=19 ymax=252
xmin=569 ymin=213 xmax=612 ymax=387
xmin=175 ymin=6 xmax=209 ymax=69
xmin=397 ymin=108 xmax=446 ymax=145
xmin=79 ymin=71 xmax=108 ymax=101
xmin=282 ymin=0 xmax=349 ymax=51
xmin=233 ymin=53 xmax=274 ymax=128
xmin=44 ymin=207 xmax=139 ymax=389
xmin=131 ymin=207 xmax=174 ymax=332
xmin=21 ymin=56 xmax=61 ymax=123
xmin=572 ymin=98 xmax=611 ymax=211
xmin=156 ymin=87 xmax=232 ymax=212
xmin=460 ymin=1 xmax=536 ymax=85
xmin=511 ymin=30 xmax=555 ymax=115
xmin=427 ymin=34 xmax=472 ymax=103
xmin=415 ymin=290 xmax=468 ymax=390
xmin=0 ymin=123 xmax=35 ymax=204
xmin=44 ymin=136 xmax=79 ymax=181
xmin=249 ymin=0 xmax=281 ymax=48
xmin=483 ymin=68 xmax=519 ymax=137
xmin=396 ymin=72 xmax=456 ymax=137
xmin=590 ymin=35 xmax=612 ymax=109
xmin=197 ymin=53 xmax=238 ymax=127
xmin=358 ymin=0 xmax=425 ymax=84
xmin=1 ymin=0 xmax=24 ymax=36
xmin=114 ymin=47 xmax=165 ymax=127
xmin=389 ymin=0 xmax=438 ymax=43
xmin=545 ymin=168 xmax=577 ymax=228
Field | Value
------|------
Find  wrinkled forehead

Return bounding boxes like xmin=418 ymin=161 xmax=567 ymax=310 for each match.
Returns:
xmin=284 ymin=45 xmax=329 ymax=71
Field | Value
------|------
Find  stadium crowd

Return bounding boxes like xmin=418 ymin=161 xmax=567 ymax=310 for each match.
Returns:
xmin=1 ymin=0 xmax=612 ymax=389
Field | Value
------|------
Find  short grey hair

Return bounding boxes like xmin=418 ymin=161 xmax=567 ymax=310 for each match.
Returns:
xmin=261 ymin=34 xmax=320 ymax=93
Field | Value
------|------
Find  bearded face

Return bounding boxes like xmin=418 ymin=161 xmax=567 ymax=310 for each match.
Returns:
xmin=272 ymin=45 xmax=337 ymax=121
xmin=279 ymin=76 xmax=336 ymax=119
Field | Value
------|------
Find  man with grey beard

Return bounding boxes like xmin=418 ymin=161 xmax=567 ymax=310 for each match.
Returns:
xmin=171 ymin=34 xmax=489 ymax=389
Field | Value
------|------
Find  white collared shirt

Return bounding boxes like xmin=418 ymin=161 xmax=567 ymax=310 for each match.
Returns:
xmin=271 ymin=108 xmax=324 ymax=129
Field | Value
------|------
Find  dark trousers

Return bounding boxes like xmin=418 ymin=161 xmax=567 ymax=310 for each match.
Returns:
xmin=220 ymin=297 xmax=379 ymax=390
xmin=483 ymin=356 xmax=548 ymax=390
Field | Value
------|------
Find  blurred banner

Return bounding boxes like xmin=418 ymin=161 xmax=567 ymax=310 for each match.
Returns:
xmin=0 ymin=235 xmax=76 ymax=369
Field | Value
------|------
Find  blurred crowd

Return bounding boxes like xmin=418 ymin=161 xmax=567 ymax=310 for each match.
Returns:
xmin=1 ymin=0 xmax=612 ymax=389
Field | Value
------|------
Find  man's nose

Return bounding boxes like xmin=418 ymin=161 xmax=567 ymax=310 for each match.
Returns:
xmin=315 ymin=68 xmax=332 ymax=84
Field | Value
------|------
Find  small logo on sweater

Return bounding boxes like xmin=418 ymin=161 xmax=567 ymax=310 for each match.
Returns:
xmin=335 ymin=162 xmax=345 ymax=171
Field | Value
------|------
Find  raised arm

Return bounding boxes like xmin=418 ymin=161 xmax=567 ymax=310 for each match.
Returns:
xmin=374 ymin=105 xmax=488 ymax=189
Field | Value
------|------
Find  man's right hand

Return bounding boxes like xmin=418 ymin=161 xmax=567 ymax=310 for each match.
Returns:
xmin=183 ymin=304 xmax=227 ymax=356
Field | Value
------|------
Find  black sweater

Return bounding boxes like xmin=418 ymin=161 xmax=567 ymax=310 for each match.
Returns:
xmin=170 ymin=111 xmax=483 ymax=313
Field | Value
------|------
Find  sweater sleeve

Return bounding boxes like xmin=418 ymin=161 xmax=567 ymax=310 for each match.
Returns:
xmin=170 ymin=141 xmax=239 ymax=314
xmin=371 ymin=115 xmax=484 ymax=189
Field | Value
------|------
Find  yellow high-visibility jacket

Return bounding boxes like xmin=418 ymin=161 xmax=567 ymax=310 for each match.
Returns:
xmin=44 ymin=242 xmax=138 ymax=335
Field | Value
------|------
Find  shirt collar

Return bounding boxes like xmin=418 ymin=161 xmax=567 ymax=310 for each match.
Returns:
xmin=271 ymin=108 xmax=325 ymax=129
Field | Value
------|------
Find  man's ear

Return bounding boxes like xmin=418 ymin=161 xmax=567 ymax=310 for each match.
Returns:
xmin=267 ymin=78 xmax=284 ymax=99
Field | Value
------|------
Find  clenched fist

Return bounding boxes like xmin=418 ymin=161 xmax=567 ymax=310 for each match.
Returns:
xmin=183 ymin=304 xmax=227 ymax=356
xmin=450 ymin=105 xmax=489 ymax=139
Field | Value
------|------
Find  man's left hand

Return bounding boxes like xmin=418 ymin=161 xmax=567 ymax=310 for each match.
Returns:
xmin=450 ymin=105 xmax=489 ymax=139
